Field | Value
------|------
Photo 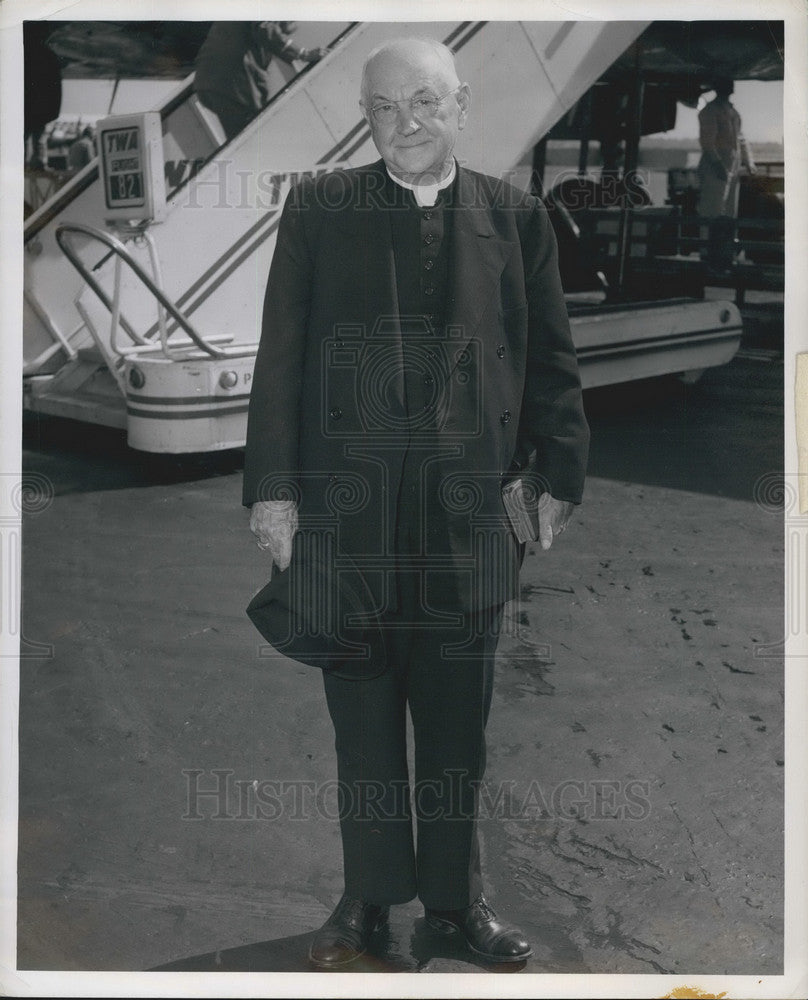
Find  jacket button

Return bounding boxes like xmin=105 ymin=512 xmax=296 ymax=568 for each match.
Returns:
xmin=424 ymin=286 xmax=435 ymax=296
xmin=329 ymin=407 xmax=342 ymax=420
xmin=423 ymin=259 xmax=434 ymax=270
xmin=500 ymin=409 xmax=511 ymax=424
xmin=497 ymin=344 xmax=505 ymax=358
xmin=424 ymin=234 xmax=434 ymax=245
xmin=423 ymin=374 xmax=434 ymax=385
xmin=328 ymin=474 xmax=338 ymax=482
xmin=423 ymin=210 xmax=433 ymax=220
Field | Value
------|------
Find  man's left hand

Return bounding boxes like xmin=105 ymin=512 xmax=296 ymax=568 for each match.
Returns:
xmin=537 ymin=493 xmax=575 ymax=550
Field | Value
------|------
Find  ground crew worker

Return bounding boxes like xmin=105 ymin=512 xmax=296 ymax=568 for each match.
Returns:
xmin=697 ymin=77 xmax=756 ymax=269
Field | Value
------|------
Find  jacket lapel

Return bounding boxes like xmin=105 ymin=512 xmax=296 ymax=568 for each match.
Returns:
xmin=358 ymin=162 xmax=406 ymax=419
xmin=347 ymin=160 xmax=400 ymax=320
xmin=446 ymin=167 xmax=516 ymax=359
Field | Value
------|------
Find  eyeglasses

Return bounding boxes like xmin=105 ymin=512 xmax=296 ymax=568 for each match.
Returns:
xmin=367 ymin=87 xmax=460 ymax=125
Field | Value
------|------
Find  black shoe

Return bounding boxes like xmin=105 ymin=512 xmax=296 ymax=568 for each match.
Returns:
xmin=308 ymin=894 xmax=390 ymax=968
xmin=425 ymin=894 xmax=532 ymax=963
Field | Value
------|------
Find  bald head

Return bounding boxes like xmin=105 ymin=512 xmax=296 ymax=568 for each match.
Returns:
xmin=360 ymin=37 xmax=460 ymax=107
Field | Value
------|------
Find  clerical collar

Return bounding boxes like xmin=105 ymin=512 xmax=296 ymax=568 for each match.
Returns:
xmin=386 ymin=160 xmax=456 ymax=207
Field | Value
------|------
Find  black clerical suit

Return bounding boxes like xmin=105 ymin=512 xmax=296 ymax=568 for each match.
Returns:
xmin=243 ymin=159 xmax=589 ymax=909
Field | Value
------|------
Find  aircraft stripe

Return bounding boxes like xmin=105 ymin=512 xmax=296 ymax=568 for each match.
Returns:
xmin=339 ymin=130 xmax=373 ymax=162
xmin=176 ymin=217 xmax=283 ymax=325
xmin=141 ymin=211 xmax=281 ymax=338
xmin=573 ymin=325 xmax=743 ymax=357
xmin=443 ymin=22 xmax=473 ymax=46
xmin=127 ymin=393 xmax=252 ymax=405
xmin=316 ymin=119 xmax=369 ymax=164
xmin=545 ymin=21 xmax=577 ymax=60
xmin=448 ymin=21 xmax=487 ymax=52
xmin=127 ymin=404 xmax=250 ymax=420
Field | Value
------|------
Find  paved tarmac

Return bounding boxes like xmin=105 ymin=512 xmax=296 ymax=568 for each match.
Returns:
xmin=16 ymin=293 xmax=784 ymax=977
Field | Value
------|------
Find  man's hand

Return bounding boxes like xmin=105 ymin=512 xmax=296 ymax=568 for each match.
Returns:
xmin=301 ymin=46 xmax=328 ymax=63
xmin=537 ymin=492 xmax=575 ymax=551
xmin=249 ymin=499 xmax=298 ymax=571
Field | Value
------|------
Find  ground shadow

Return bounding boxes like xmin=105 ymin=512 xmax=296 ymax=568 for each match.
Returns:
xmin=583 ymin=359 xmax=782 ymax=501
xmin=150 ymin=917 xmax=529 ymax=974
xmin=21 ymin=412 xmax=245 ymax=495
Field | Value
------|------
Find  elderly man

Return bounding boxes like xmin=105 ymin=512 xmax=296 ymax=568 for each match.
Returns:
xmin=243 ymin=36 xmax=589 ymax=967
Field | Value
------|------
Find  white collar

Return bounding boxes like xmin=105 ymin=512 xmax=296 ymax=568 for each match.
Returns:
xmin=386 ymin=160 xmax=456 ymax=207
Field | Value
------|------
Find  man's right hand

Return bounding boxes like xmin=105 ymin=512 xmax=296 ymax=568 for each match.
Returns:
xmin=302 ymin=46 xmax=328 ymax=63
xmin=249 ymin=500 xmax=298 ymax=571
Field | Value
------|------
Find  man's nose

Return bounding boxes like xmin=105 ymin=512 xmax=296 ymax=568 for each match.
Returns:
xmin=395 ymin=103 xmax=420 ymax=132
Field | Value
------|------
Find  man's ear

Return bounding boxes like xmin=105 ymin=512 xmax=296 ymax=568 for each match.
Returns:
xmin=456 ymin=83 xmax=471 ymax=130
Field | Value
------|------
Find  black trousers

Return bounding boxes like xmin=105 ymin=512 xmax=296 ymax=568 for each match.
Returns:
xmin=322 ymin=563 xmax=503 ymax=910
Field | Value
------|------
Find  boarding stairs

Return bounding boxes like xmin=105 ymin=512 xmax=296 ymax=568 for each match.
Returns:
xmin=22 ymin=19 xmax=740 ymax=453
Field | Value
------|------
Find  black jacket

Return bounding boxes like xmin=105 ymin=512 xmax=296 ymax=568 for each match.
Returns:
xmin=243 ymin=160 xmax=589 ymax=612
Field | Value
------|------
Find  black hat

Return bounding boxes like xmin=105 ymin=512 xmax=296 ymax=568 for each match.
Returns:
xmin=246 ymin=530 xmax=386 ymax=680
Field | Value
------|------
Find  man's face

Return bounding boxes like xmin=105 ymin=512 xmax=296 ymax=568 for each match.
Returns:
xmin=362 ymin=44 xmax=470 ymax=184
